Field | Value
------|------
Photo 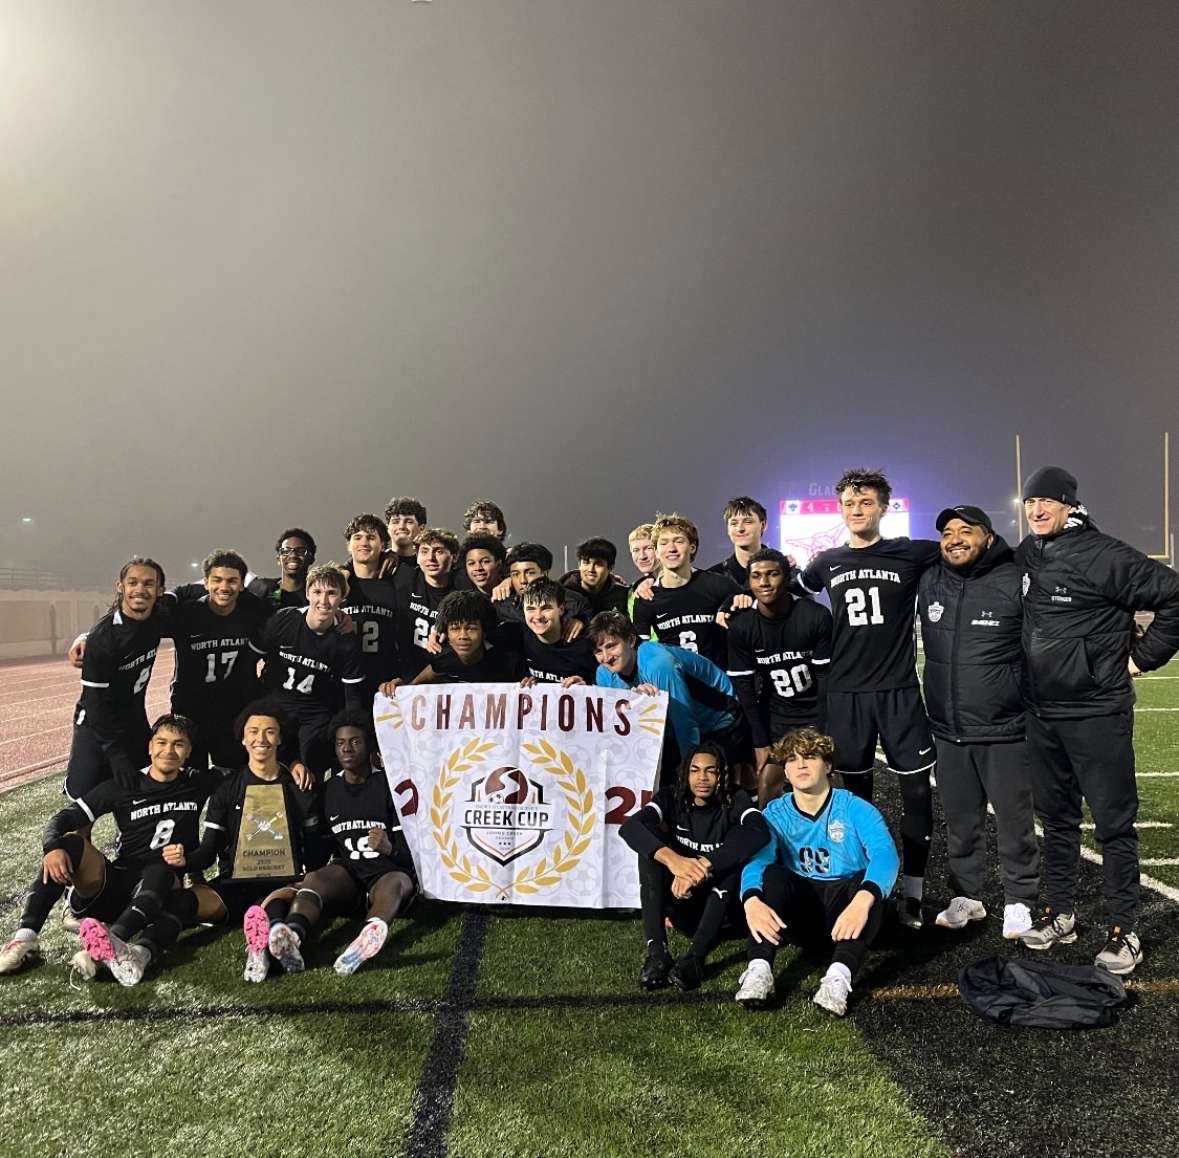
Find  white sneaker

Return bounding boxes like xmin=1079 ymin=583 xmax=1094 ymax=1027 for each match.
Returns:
xmin=813 ymin=972 xmax=852 ymax=1017
xmin=735 ymin=959 xmax=775 ymax=1008
xmin=0 ymin=935 xmax=39 ymax=975
xmin=1095 ymin=927 xmax=1142 ymax=976
xmin=935 ymin=896 xmax=987 ymax=930
xmin=1002 ymin=902 xmax=1034 ymax=940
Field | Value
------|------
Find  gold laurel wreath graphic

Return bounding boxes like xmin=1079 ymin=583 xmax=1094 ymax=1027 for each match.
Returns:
xmin=373 ymin=695 xmax=404 ymax=730
xmin=429 ymin=737 xmax=595 ymax=899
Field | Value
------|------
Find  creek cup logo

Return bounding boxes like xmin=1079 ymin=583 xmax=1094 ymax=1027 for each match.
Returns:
xmin=374 ymin=684 xmax=666 ymax=907
xmin=464 ymin=765 xmax=551 ymax=865
xmin=927 ymin=601 xmax=944 ymax=624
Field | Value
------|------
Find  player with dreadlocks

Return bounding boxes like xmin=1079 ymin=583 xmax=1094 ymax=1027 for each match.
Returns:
xmin=620 ymin=742 xmax=769 ymax=991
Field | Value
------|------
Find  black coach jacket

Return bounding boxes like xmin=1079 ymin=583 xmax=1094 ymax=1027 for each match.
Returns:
xmin=919 ymin=536 xmax=1023 ymax=743
xmin=1017 ymin=513 xmax=1179 ymax=720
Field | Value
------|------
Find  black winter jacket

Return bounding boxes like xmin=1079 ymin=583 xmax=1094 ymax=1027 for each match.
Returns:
xmin=1017 ymin=513 xmax=1179 ymax=719
xmin=919 ymin=536 xmax=1024 ymax=743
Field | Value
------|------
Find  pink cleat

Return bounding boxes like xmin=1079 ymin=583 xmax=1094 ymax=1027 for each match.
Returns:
xmin=242 ymin=906 xmax=271 ymax=983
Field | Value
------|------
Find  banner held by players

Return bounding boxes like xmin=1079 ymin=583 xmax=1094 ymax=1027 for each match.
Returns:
xmin=374 ymin=684 xmax=665 ymax=907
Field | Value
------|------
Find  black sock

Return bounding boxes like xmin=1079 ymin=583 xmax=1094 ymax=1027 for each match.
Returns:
xmin=19 ymin=877 xmax=65 ymax=936
xmin=264 ymin=896 xmax=291 ymax=924
xmin=841 ymin=771 xmax=874 ymax=802
xmin=285 ymin=912 xmax=311 ymax=943
xmin=111 ymin=864 xmax=175 ymax=941
xmin=135 ymin=889 xmax=200 ymax=958
xmin=899 ymin=770 xmax=933 ymax=878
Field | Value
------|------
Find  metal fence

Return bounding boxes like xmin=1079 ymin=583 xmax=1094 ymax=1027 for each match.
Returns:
xmin=0 ymin=568 xmax=71 ymax=591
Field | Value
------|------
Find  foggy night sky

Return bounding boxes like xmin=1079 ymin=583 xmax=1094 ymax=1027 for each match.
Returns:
xmin=2 ymin=1 xmax=1177 ymax=587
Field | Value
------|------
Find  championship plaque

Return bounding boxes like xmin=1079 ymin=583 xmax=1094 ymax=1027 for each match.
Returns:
xmin=231 ymin=783 xmax=296 ymax=880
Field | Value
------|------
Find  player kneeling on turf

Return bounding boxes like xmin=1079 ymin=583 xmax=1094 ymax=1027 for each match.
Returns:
xmin=736 ymin=728 xmax=898 ymax=1016
xmin=258 ymin=711 xmax=416 ymax=977
xmin=621 ymin=742 xmax=769 ymax=990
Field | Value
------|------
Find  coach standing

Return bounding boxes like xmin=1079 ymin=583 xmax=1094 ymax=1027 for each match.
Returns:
xmin=919 ymin=506 xmax=1039 ymax=940
xmin=1017 ymin=466 xmax=1179 ymax=974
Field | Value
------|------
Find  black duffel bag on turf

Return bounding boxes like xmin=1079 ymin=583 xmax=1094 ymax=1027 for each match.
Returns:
xmin=959 ymin=956 xmax=1126 ymax=1029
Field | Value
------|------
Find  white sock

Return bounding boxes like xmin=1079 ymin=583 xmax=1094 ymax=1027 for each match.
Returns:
xmin=902 ymin=875 xmax=924 ymax=901
xmin=13 ymin=928 xmax=37 ymax=943
xmin=825 ymin=962 xmax=852 ymax=989
xmin=366 ymin=918 xmax=388 ymax=934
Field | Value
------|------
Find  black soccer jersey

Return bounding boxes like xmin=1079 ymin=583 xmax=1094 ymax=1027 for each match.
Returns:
xmin=522 ymin=632 xmax=598 ymax=684
xmin=342 ymin=572 xmax=405 ymax=694
xmin=707 ymin=554 xmax=750 ymax=589
xmin=248 ymin=576 xmax=308 ymax=610
xmin=430 ymin=645 xmax=524 ymax=684
xmin=74 ymin=609 xmax=169 ymax=775
xmin=395 ymin=576 xmax=455 ymax=679
xmin=169 ymin=592 xmax=269 ymax=713
xmin=620 ymin=787 xmax=768 ymax=877
xmin=251 ymin=607 xmax=366 ymax=722
xmin=189 ymin=765 xmax=321 ymax=880
xmin=323 ymin=770 xmax=414 ymax=882
xmin=631 ymin=570 xmax=743 ymax=669
xmin=799 ymin=538 xmax=940 ymax=692
xmin=727 ymin=599 xmax=833 ymax=747
xmin=43 ymin=766 xmax=216 ymax=868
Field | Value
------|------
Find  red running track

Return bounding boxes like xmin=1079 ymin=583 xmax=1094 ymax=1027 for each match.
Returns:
xmin=0 ymin=647 xmax=175 ymax=794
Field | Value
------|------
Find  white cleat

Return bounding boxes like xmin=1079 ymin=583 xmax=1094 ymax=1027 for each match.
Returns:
xmin=0 ymin=935 xmax=40 ymax=975
xmin=242 ymin=905 xmax=272 ymax=983
xmin=735 ymin=959 xmax=775 ymax=1009
xmin=334 ymin=918 xmax=389 ymax=976
xmin=70 ymin=949 xmax=98 ymax=981
xmin=935 ymin=896 xmax=987 ymax=930
xmin=813 ymin=972 xmax=852 ymax=1017
xmin=267 ymin=922 xmax=305 ymax=975
xmin=1002 ymin=902 xmax=1034 ymax=940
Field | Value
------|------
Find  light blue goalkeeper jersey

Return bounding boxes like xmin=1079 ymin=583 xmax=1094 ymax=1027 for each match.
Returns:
xmin=740 ymin=787 xmax=899 ymax=902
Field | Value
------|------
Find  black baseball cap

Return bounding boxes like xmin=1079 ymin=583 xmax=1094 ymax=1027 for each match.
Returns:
xmin=935 ymin=505 xmax=994 ymax=533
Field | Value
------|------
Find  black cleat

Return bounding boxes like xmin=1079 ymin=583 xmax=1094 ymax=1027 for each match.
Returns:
xmin=669 ymin=952 xmax=705 ymax=991
xmin=640 ymin=942 xmax=673 ymax=990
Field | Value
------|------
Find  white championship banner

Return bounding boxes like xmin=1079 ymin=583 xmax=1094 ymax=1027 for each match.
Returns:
xmin=374 ymin=683 xmax=666 ymax=908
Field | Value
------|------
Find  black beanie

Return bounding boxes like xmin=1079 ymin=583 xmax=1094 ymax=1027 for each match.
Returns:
xmin=1023 ymin=466 xmax=1078 ymax=506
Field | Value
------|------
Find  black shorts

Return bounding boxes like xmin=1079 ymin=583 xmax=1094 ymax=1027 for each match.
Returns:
xmin=705 ymin=716 xmax=754 ymax=768
xmin=175 ymin=704 xmax=243 ymax=770
xmin=203 ymin=876 xmax=299 ymax=922
xmin=64 ymin=723 xmax=147 ymax=801
xmin=302 ymin=862 xmax=417 ymax=917
xmin=825 ymin=687 xmax=934 ymax=775
xmin=68 ymin=860 xmax=141 ymax=922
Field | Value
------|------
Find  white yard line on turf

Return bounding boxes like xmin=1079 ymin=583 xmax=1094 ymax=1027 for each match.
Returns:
xmin=1138 ymin=772 xmax=1179 ymax=778
xmin=1141 ymin=859 xmax=1179 ymax=867
xmin=1081 ymin=821 xmax=1172 ymax=829
xmin=1135 ymin=708 xmax=1179 ymax=712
